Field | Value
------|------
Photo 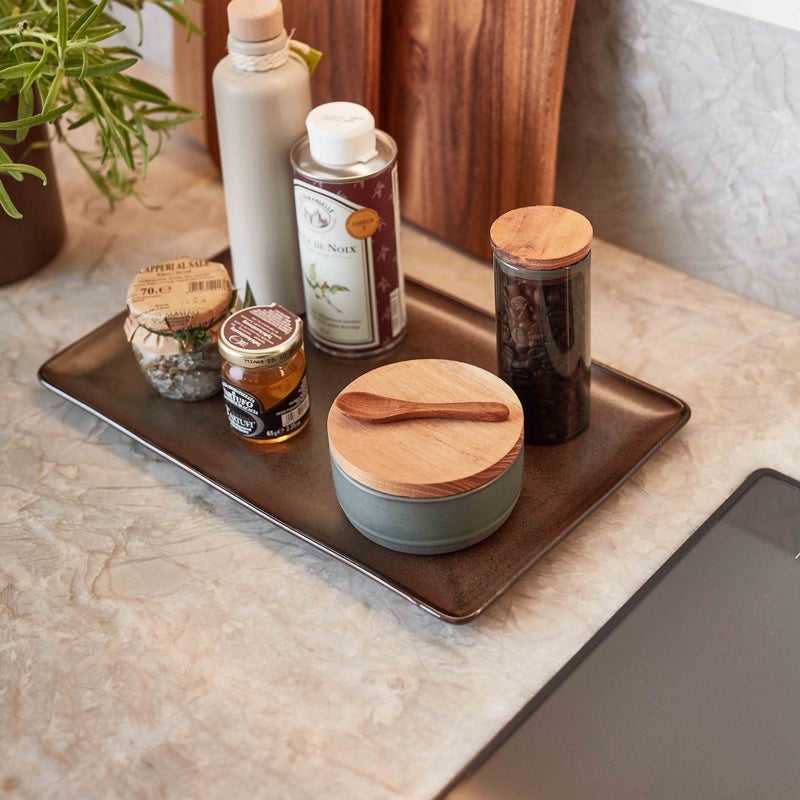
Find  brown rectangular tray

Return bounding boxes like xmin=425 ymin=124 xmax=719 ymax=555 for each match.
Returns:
xmin=39 ymin=278 xmax=690 ymax=623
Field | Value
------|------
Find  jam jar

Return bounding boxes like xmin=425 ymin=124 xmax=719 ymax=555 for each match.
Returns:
xmin=491 ymin=206 xmax=592 ymax=445
xmin=218 ymin=304 xmax=311 ymax=443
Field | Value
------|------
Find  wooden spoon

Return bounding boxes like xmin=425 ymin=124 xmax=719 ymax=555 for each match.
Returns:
xmin=334 ymin=391 xmax=510 ymax=424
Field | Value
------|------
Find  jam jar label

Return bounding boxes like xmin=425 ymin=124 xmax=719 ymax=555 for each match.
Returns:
xmin=222 ymin=374 xmax=310 ymax=440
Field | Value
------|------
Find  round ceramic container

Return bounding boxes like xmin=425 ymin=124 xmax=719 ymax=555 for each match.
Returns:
xmin=327 ymin=359 xmax=525 ymax=555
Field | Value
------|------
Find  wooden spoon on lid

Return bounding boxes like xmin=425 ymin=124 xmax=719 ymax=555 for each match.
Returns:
xmin=334 ymin=391 xmax=510 ymax=424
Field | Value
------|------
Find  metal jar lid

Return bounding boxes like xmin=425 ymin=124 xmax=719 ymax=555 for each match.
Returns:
xmin=490 ymin=206 xmax=593 ymax=272
xmin=218 ymin=304 xmax=303 ymax=369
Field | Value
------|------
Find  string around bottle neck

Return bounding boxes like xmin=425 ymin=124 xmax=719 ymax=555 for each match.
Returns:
xmin=228 ymin=29 xmax=296 ymax=73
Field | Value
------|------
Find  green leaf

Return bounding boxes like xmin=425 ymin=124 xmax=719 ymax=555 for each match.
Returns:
xmin=81 ymin=25 xmax=125 ymax=44
xmin=42 ymin=66 xmax=64 ymax=115
xmin=0 ymin=162 xmax=47 ymax=183
xmin=15 ymin=87 xmax=34 ymax=143
xmin=9 ymin=42 xmax=49 ymax=54
xmin=243 ymin=281 xmax=256 ymax=308
xmin=103 ymin=81 xmax=165 ymax=105
xmin=69 ymin=0 xmax=109 ymax=39
xmin=20 ymin=46 xmax=54 ymax=94
xmin=57 ymin=0 xmax=69 ymax=55
xmin=0 ymin=62 xmax=37 ymax=80
xmin=0 ymin=179 xmax=22 ymax=219
xmin=67 ymin=111 xmax=94 ymax=130
xmin=153 ymin=0 xmax=202 ymax=40
xmin=81 ymin=80 xmax=134 ymax=168
xmin=126 ymin=75 xmax=169 ymax=103
xmin=0 ymin=102 xmax=73 ymax=131
xmin=0 ymin=146 xmax=23 ymax=181
xmin=0 ymin=12 xmax=42 ymax=32
xmin=64 ymin=56 xmax=137 ymax=78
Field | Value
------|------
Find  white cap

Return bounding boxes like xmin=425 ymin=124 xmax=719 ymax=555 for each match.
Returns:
xmin=305 ymin=102 xmax=378 ymax=167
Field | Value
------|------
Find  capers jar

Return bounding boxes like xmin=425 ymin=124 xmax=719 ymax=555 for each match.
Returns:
xmin=491 ymin=206 xmax=592 ymax=445
xmin=124 ymin=257 xmax=233 ymax=401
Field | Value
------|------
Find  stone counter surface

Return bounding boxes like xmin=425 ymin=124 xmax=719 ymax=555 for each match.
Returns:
xmin=3 ymin=121 xmax=800 ymax=800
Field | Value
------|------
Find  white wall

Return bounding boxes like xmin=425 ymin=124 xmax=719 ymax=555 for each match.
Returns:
xmin=556 ymin=0 xmax=800 ymax=316
xmin=110 ymin=3 xmax=174 ymax=71
xmin=689 ymin=0 xmax=800 ymax=31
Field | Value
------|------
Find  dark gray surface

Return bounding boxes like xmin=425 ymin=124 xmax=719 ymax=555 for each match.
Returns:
xmin=444 ymin=471 xmax=800 ymax=798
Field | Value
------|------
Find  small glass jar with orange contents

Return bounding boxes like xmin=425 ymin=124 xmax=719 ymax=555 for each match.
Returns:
xmin=218 ymin=304 xmax=311 ymax=443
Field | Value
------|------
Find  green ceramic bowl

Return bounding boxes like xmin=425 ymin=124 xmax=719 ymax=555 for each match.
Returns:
xmin=330 ymin=447 xmax=524 ymax=554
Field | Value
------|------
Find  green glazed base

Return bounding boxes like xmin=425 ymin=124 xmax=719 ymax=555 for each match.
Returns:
xmin=330 ymin=447 xmax=524 ymax=555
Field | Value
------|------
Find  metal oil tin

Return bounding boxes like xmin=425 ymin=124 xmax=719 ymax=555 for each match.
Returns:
xmin=291 ymin=113 xmax=406 ymax=358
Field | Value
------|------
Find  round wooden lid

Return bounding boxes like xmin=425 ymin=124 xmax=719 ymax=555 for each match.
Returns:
xmin=328 ymin=360 xmax=524 ymax=499
xmin=490 ymin=205 xmax=593 ymax=270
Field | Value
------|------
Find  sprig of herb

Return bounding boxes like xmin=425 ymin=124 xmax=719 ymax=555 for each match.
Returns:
xmin=134 ymin=280 xmax=256 ymax=353
xmin=305 ymin=263 xmax=349 ymax=313
xmin=0 ymin=0 xmax=202 ymax=217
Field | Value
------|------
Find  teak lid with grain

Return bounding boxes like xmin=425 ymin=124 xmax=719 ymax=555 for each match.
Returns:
xmin=490 ymin=205 xmax=593 ymax=270
xmin=327 ymin=360 xmax=524 ymax=500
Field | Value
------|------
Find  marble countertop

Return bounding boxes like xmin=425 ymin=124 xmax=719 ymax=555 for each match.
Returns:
xmin=3 ymin=111 xmax=800 ymax=800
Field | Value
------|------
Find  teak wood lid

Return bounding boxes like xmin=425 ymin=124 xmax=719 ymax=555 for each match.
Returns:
xmin=328 ymin=360 xmax=524 ymax=499
xmin=490 ymin=205 xmax=593 ymax=270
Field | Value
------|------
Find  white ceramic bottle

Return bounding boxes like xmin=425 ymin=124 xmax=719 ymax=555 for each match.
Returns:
xmin=213 ymin=0 xmax=311 ymax=312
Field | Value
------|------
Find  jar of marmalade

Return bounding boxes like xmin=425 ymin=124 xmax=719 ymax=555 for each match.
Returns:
xmin=218 ymin=304 xmax=311 ymax=443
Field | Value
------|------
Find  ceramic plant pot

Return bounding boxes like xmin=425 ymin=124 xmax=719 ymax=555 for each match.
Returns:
xmin=0 ymin=97 xmax=66 ymax=286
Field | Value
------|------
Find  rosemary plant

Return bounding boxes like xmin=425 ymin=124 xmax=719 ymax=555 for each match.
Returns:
xmin=0 ymin=0 xmax=201 ymax=217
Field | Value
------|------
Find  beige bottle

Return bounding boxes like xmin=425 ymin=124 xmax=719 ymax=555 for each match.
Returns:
xmin=213 ymin=0 xmax=311 ymax=312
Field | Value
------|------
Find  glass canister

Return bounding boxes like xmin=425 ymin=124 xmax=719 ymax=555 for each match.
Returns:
xmin=491 ymin=206 xmax=593 ymax=445
xmin=124 ymin=257 xmax=233 ymax=401
xmin=218 ymin=304 xmax=311 ymax=444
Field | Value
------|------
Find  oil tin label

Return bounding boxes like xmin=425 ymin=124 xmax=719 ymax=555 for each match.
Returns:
xmin=292 ymin=164 xmax=406 ymax=353
xmin=222 ymin=375 xmax=310 ymax=440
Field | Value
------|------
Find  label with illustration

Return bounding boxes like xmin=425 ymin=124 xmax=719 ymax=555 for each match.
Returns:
xmin=221 ymin=374 xmax=310 ymax=440
xmin=292 ymin=164 xmax=405 ymax=355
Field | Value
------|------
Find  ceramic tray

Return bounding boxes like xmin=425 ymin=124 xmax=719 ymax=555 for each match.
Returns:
xmin=38 ymin=276 xmax=690 ymax=623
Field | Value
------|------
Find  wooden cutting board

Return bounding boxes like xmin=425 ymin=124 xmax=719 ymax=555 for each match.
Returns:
xmin=380 ymin=0 xmax=577 ymax=259
xmin=173 ymin=0 xmax=382 ymax=170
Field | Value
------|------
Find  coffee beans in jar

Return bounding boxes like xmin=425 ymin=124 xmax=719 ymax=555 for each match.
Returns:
xmin=491 ymin=206 xmax=592 ymax=445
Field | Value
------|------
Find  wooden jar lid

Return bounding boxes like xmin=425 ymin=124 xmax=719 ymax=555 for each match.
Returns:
xmin=490 ymin=206 xmax=593 ymax=270
xmin=328 ymin=360 xmax=524 ymax=499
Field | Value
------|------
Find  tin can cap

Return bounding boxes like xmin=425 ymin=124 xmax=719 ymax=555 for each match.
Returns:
xmin=306 ymin=102 xmax=378 ymax=167
xmin=227 ymin=0 xmax=283 ymax=43
xmin=218 ymin=304 xmax=303 ymax=369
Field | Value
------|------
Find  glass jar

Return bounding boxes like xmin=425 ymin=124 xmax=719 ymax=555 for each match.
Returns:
xmin=218 ymin=304 xmax=311 ymax=444
xmin=491 ymin=206 xmax=592 ymax=445
xmin=124 ymin=257 xmax=233 ymax=401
